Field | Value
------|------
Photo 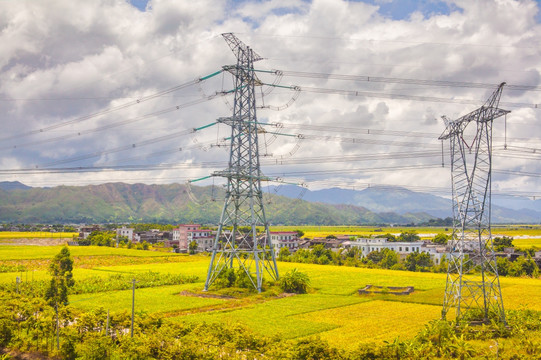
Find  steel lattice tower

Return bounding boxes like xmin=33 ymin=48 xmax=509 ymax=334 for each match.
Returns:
xmin=204 ymin=33 xmax=279 ymax=292
xmin=439 ymin=83 xmax=509 ymax=323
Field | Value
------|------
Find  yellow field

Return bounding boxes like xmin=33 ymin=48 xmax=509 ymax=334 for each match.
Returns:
xmin=0 ymin=231 xmax=78 ymax=239
xmin=1 ymin=245 xmax=539 ymax=350
xmin=512 ymin=238 xmax=541 ymax=249
xmin=269 ymin=225 xmax=451 ymax=239
xmin=294 ymin=300 xmax=442 ymax=349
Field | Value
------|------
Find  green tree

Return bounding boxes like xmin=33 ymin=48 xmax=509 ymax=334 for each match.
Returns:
xmin=366 ymin=250 xmax=385 ymax=264
xmin=295 ymin=229 xmax=305 ymax=238
xmin=398 ymin=231 xmax=421 ymax=242
xmin=433 ymin=233 xmax=450 ymax=245
xmin=380 ymin=249 xmax=399 ymax=269
xmin=509 ymin=256 xmax=539 ymax=277
xmin=45 ymin=246 xmax=74 ymax=307
xmin=493 ymin=236 xmax=513 ymax=252
xmin=375 ymin=233 xmax=397 ymax=241
xmin=278 ymin=246 xmax=291 ymax=261
xmin=87 ymin=231 xmax=115 ymax=246
xmin=311 ymin=244 xmax=332 ymax=262
xmin=496 ymin=257 xmax=510 ymax=276
xmin=404 ymin=252 xmax=433 ymax=272
xmin=188 ymin=240 xmax=198 ymax=254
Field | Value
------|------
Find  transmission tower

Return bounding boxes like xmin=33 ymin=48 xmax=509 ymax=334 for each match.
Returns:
xmin=439 ymin=83 xmax=509 ymax=323
xmin=204 ymin=33 xmax=279 ymax=292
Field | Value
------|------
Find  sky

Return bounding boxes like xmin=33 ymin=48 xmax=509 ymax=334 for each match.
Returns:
xmin=1 ymin=0 xmax=541 ymax=204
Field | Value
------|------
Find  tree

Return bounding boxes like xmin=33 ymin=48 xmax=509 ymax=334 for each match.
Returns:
xmin=493 ymin=236 xmax=513 ymax=252
xmin=278 ymin=246 xmax=291 ymax=261
xmin=380 ymin=249 xmax=399 ymax=269
xmin=433 ymin=233 xmax=450 ymax=245
xmin=496 ymin=257 xmax=510 ymax=276
xmin=398 ymin=231 xmax=420 ymax=242
xmin=295 ymin=229 xmax=305 ymax=238
xmin=509 ymin=256 xmax=539 ymax=277
xmin=366 ymin=250 xmax=385 ymax=264
xmin=374 ymin=233 xmax=397 ymax=241
xmin=45 ymin=246 xmax=74 ymax=307
xmin=188 ymin=240 xmax=198 ymax=255
xmin=404 ymin=252 xmax=433 ymax=271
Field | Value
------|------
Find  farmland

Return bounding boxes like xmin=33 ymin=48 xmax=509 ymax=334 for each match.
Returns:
xmin=0 ymin=242 xmax=539 ymax=355
xmin=270 ymin=224 xmax=541 ymax=243
xmin=0 ymin=231 xmax=78 ymax=239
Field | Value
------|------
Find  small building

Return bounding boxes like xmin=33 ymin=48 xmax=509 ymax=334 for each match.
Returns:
xmin=116 ymin=226 xmax=134 ymax=241
xmin=346 ymin=238 xmax=445 ymax=264
xmin=133 ymin=230 xmax=170 ymax=244
xmin=172 ymin=224 xmax=213 ymax=252
xmin=78 ymin=225 xmax=101 ymax=239
xmin=270 ymin=231 xmax=299 ymax=252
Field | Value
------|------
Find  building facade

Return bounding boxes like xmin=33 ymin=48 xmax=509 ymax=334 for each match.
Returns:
xmin=116 ymin=226 xmax=134 ymax=241
xmin=172 ymin=224 xmax=213 ymax=252
xmin=270 ymin=231 xmax=299 ymax=252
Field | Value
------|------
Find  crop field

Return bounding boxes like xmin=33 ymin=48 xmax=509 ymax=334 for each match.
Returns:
xmin=269 ymin=225 xmax=452 ymax=239
xmin=0 ymin=244 xmax=540 ymax=351
xmin=513 ymin=238 xmax=541 ymax=249
xmin=0 ymin=231 xmax=79 ymax=239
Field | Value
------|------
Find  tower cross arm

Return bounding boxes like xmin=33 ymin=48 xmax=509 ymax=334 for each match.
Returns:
xmin=222 ymin=33 xmax=264 ymax=62
xmin=439 ymin=82 xmax=510 ymax=140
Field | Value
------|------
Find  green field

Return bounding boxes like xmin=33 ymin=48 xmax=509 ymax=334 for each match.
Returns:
xmin=1 ymin=244 xmax=539 ymax=351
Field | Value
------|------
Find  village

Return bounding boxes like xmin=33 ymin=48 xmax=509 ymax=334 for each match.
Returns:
xmin=70 ymin=224 xmax=541 ymax=269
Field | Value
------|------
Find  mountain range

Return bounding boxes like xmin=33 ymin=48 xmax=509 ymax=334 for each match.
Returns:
xmin=0 ymin=181 xmax=539 ymax=224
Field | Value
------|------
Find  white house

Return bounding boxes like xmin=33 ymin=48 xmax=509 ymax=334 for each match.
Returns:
xmin=346 ymin=238 xmax=446 ymax=264
xmin=116 ymin=226 xmax=134 ymax=241
xmin=270 ymin=231 xmax=299 ymax=252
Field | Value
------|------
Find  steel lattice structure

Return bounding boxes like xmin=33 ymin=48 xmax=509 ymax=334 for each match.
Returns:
xmin=439 ymin=83 xmax=509 ymax=323
xmin=204 ymin=33 xmax=279 ymax=292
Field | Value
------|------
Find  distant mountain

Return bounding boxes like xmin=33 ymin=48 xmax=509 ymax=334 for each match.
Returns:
xmin=271 ymin=185 xmax=451 ymax=215
xmin=0 ymin=181 xmax=32 ymax=191
xmin=0 ymin=182 xmax=538 ymax=224
xmin=269 ymin=185 xmax=541 ymax=224
xmin=0 ymin=182 xmax=434 ymax=225
xmin=492 ymin=196 xmax=541 ymax=213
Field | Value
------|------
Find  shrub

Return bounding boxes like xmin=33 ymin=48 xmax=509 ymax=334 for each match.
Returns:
xmin=279 ymin=268 xmax=310 ymax=294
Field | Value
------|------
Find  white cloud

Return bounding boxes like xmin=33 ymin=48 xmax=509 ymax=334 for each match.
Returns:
xmin=0 ymin=0 xmax=540 ymax=202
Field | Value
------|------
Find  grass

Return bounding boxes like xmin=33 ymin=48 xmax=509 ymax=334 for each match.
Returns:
xmin=70 ymin=283 xmax=226 ymax=313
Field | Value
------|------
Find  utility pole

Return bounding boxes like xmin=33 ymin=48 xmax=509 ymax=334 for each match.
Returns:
xmin=131 ymin=279 xmax=136 ymax=337
xmin=56 ymin=302 xmax=59 ymax=350
xmin=106 ymin=309 xmax=109 ymax=337
xmin=439 ymin=83 xmax=509 ymax=324
xmin=204 ymin=33 xmax=279 ymax=293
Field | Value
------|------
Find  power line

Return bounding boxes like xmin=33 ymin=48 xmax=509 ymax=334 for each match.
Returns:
xmin=283 ymin=84 xmax=541 ymax=109
xmin=276 ymin=70 xmax=541 ymax=92
xmin=243 ymin=32 xmax=541 ymax=50
xmin=36 ymin=122 xmax=217 ymax=168
xmin=0 ymin=92 xmax=224 ymax=152
xmin=0 ymin=70 xmax=223 ymax=142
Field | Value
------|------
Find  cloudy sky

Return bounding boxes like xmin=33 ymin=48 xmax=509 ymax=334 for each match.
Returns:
xmin=1 ymin=0 xmax=541 ymax=203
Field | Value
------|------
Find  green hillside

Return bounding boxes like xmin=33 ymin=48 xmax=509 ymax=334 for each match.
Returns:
xmin=0 ymin=182 xmax=434 ymax=224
